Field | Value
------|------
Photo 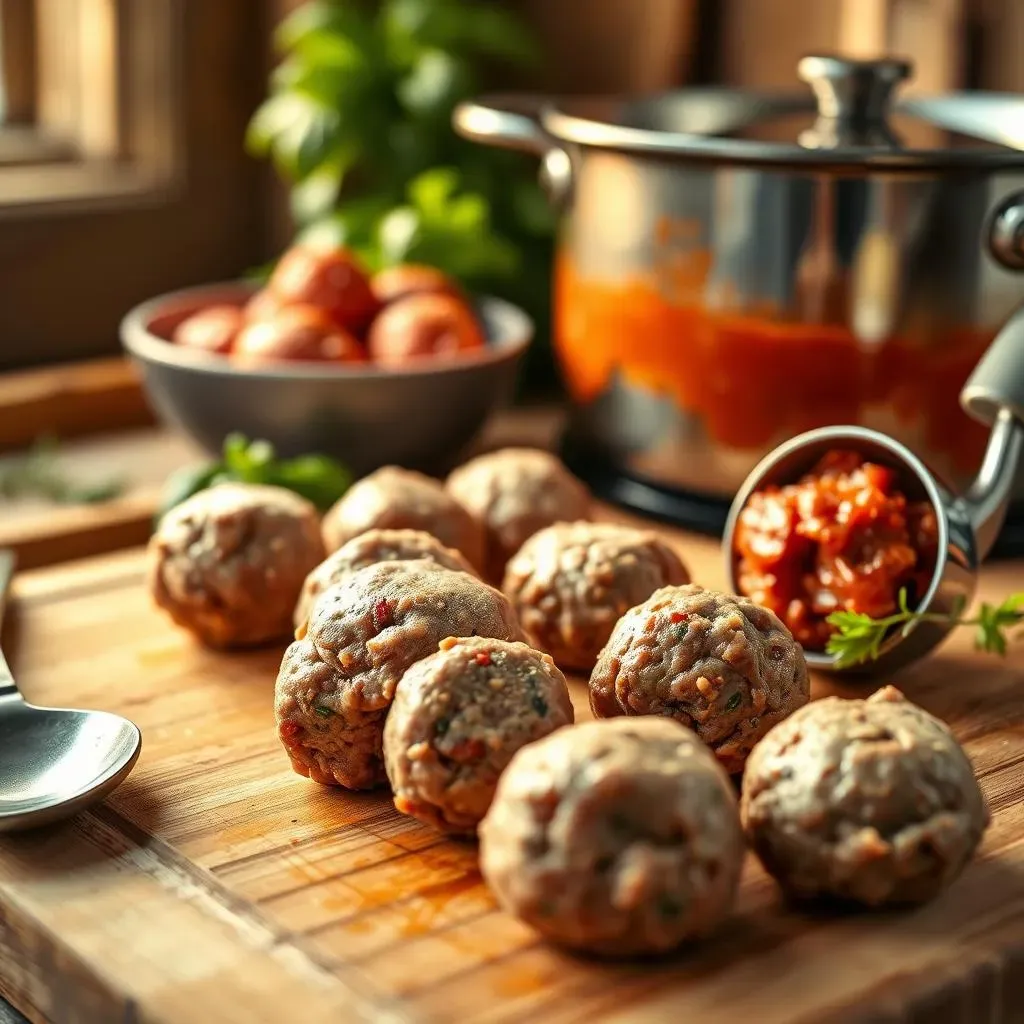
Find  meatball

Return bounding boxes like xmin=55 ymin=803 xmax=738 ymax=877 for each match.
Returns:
xmin=367 ymin=293 xmax=485 ymax=367
xmin=173 ymin=305 xmax=244 ymax=354
xmin=234 ymin=305 xmax=365 ymax=365
xmin=589 ymin=584 xmax=809 ymax=774
xmin=268 ymin=244 xmax=379 ymax=331
xmin=479 ymin=716 xmax=744 ymax=957
xmin=384 ymin=637 xmax=574 ymax=835
xmin=294 ymin=528 xmax=476 ymax=630
xmin=741 ymin=686 xmax=989 ymax=907
xmin=321 ymin=466 xmax=484 ymax=571
xmin=371 ymin=264 xmax=461 ymax=306
xmin=274 ymin=560 xmax=523 ymax=790
xmin=503 ymin=522 xmax=689 ymax=672
xmin=447 ymin=448 xmax=591 ymax=580
xmin=148 ymin=483 xmax=324 ymax=648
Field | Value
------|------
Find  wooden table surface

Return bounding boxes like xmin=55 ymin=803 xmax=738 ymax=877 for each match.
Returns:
xmin=1 ymin=521 xmax=1023 ymax=1023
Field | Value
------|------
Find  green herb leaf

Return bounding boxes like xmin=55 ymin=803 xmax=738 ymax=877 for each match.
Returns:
xmin=267 ymin=454 xmax=352 ymax=511
xmin=159 ymin=437 xmax=352 ymax=516
xmin=826 ymin=587 xmax=1024 ymax=667
xmin=313 ymin=704 xmax=334 ymax=719
xmin=725 ymin=692 xmax=743 ymax=712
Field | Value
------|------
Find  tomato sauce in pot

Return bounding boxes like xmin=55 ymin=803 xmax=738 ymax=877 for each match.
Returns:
xmin=555 ymin=253 xmax=993 ymax=474
xmin=732 ymin=450 xmax=940 ymax=650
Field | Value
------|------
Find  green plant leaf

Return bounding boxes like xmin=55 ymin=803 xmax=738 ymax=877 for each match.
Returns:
xmin=246 ymin=93 xmax=307 ymax=155
xmin=377 ymin=206 xmax=422 ymax=265
xmin=276 ymin=0 xmax=370 ymax=53
xmin=458 ymin=5 xmax=540 ymax=65
xmin=408 ymin=167 xmax=458 ymax=218
xmin=397 ymin=49 xmax=473 ymax=119
xmin=384 ymin=0 xmax=538 ymax=66
xmin=247 ymin=92 xmax=344 ymax=181
xmin=444 ymin=193 xmax=488 ymax=234
xmin=288 ymin=147 xmax=360 ymax=226
xmin=299 ymin=194 xmax=394 ymax=247
xmin=293 ymin=29 xmax=365 ymax=70
xmin=511 ymin=178 xmax=557 ymax=237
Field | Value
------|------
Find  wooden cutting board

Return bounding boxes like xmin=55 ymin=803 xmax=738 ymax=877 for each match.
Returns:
xmin=2 ymin=518 xmax=1024 ymax=1024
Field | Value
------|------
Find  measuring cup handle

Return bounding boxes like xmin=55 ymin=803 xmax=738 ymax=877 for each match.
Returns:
xmin=961 ymin=305 xmax=1024 ymax=426
xmin=452 ymin=95 xmax=573 ymax=207
xmin=960 ymin=306 xmax=1024 ymax=559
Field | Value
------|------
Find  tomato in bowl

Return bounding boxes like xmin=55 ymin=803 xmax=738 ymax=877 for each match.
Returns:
xmin=121 ymin=250 xmax=531 ymax=474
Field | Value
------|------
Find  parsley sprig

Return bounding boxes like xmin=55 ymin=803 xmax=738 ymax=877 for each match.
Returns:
xmin=826 ymin=588 xmax=1024 ymax=668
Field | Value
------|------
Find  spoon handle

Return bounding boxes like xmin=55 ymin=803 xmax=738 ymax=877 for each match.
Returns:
xmin=0 ymin=549 xmax=21 ymax=702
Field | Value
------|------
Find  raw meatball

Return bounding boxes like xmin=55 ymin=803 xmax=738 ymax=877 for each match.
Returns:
xmin=148 ymin=483 xmax=324 ymax=648
xmin=503 ymin=522 xmax=689 ymax=672
xmin=294 ymin=528 xmax=476 ymax=629
xmin=321 ymin=466 xmax=484 ymax=572
xmin=234 ymin=305 xmax=365 ymax=365
xmin=274 ymin=560 xmax=523 ymax=790
xmin=741 ymin=686 xmax=989 ymax=907
xmin=480 ymin=716 xmax=744 ymax=956
xmin=367 ymin=293 xmax=485 ymax=367
xmin=173 ymin=305 xmax=244 ymax=354
xmin=447 ymin=448 xmax=591 ymax=580
xmin=590 ymin=584 xmax=809 ymax=774
xmin=385 ymin=637 xmax=574 ymax=834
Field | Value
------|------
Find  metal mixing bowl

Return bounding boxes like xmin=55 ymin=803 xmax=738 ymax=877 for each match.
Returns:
xmin=121 ymin=282 xmax=532 ymax=474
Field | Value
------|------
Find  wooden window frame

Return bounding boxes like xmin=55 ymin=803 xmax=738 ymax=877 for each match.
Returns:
xmin=0 ymin=0 xmax=183 ymax=216
xmin=0 ymin=0 xmax=269 ymax=371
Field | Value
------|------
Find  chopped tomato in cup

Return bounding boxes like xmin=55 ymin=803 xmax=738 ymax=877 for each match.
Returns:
xmin=733 ymin=450 xmax=939 ymax=650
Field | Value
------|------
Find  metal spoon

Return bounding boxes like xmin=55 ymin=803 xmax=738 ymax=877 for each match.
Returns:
xmin=724 ymin=308 xmax=1024 ymax=674
xmin=0 ymin=550 xmax=141 ymax=832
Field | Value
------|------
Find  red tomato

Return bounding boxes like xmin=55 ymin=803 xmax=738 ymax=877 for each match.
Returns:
xmin=172 ymin=305 xmax=244 ymax=354
xmin=367 ymin=293 xmax=486 ymax=367
xmin=269 ymin=245 xmax=379 ymax=332
xmin=244 ymin=288 xmax=285 ymax=323
xmin=234 ymin=304 xmax=366 ymax=365
xmin=371 ymin=264 xmax=461 ymax=306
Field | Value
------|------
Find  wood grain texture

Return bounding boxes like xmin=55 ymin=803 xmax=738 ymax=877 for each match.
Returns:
xmin=0 ymin=426 xmax=200 ymax=570
xmin=1 ymin=522 xmax=1023 ymax=1024
xmin=0 ymin=359 xmax=153 ymax=452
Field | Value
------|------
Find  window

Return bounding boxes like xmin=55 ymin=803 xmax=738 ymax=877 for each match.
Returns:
xmin=0 ymin=0 xmax=269 ymax=370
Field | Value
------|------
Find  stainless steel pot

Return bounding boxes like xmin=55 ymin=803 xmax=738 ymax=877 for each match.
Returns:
xmin=455 ymin=56 xmax=1024 ymax=522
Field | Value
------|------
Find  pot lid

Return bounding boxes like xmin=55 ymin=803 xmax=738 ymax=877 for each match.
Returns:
xmin=542 ymin=55 xmax=1024 ymax=170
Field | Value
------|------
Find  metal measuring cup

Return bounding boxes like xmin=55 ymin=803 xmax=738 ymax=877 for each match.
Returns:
xmin=723 ymin=311 xmax=1024 ymax=674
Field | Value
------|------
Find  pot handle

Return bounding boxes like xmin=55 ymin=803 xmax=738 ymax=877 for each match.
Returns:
xmin=453 ymin=95 xmax=573 ymax=208
xmin=962 ymin=306 xmax=1024 ymax=427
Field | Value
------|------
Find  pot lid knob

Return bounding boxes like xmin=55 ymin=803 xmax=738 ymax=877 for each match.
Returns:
xmin=798 ymin=54 xmax=912 ymax=125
